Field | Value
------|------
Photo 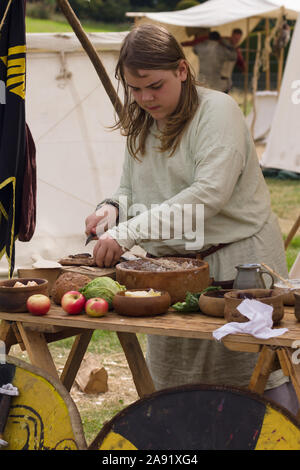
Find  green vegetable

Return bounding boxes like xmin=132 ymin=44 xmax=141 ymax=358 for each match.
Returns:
xmin=79 ymin=276 xmax=126 ymax=308
xmin=172 ymin=286 xmax=222 ymax=313
xmin=172 ymin=292 xmax=200 ymax=312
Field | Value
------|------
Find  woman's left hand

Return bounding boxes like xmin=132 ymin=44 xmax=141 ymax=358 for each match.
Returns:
xmin=93 ymin=233 xmax=124 ymax=268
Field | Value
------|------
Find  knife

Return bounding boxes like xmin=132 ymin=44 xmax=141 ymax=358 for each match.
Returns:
xmin=85 ymin=233 xmax=97 ymax=246
xmin=85 ymin=215 xmax=110 ymax=246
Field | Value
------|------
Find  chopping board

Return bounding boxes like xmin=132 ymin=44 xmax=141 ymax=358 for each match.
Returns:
xmin=58 ymin=252 xmax=116 ymax=279
xmin=58 ymin=253 xmax=96 ymax=266
xmin=61 ymin=265 xmax=116 ymax=280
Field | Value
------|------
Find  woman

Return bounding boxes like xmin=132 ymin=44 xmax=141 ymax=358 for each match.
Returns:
xmin=85 ymin=24 xmax=296 ymax=412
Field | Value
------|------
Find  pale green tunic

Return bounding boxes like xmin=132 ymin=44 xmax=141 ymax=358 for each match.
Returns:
xmin=107 ymin=87 xmax=288 ymax=390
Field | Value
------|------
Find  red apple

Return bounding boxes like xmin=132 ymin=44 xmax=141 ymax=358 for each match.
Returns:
xmin=85 ymin=297 xmax=109 ymax=317
xmin=27 ymin=294 xmax=51 ymax=316
xmin=61 ymin=291 xmax=86 ymax=315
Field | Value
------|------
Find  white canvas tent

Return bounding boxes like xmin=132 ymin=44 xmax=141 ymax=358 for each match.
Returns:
xmin=0 ymin=32 xmax=128 ymax=274
xmin=127 ymin=0 xmax=300 ymax=38
xmin=261 ymin=13 xmax=300 ymax=174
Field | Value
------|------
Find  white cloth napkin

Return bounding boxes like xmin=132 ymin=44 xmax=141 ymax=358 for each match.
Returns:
xmin=213 ymin=299 xmax=288 ymax=341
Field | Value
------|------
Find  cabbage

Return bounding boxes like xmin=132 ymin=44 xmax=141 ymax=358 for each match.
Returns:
xmin=79 ymin=276 xmax=126 ymax=308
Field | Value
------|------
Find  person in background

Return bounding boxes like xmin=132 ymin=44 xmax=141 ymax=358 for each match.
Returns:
xmin=220 ymin=28 xmax=246 ymax=93
xmin=182 ymin=31 xmax=238 ymax=92
xmin=85 ymin=24 xmax=296 ymax=415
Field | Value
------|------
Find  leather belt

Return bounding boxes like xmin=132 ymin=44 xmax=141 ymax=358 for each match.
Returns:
xmin=146 ymin=243 xmax=232 ymax=260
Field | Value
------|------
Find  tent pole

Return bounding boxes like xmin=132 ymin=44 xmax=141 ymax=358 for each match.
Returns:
xmin=56 ymin=0 xmax=123 ymax=119
xmin=284 ymin=214 xmax=300 ymax=251
xmin=277 ymin=47 xmax=284 ymax=93
xmin=243 ymin=18 xmax=250 ymax=115
xmin=250 ymin=32 xmax=261 ymax=138
xmin=277 ymin=6 xmax=286 ymax=94
xmin=265 ymin=18 xmax=270 ymax=90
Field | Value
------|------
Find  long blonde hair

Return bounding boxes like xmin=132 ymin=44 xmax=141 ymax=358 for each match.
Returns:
xmin=114 ymin=23 xmax=199 ymax=160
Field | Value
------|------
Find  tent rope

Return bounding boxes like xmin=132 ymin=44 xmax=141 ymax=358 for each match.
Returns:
xmin=0 ymin=0 xmax=13 ymax=34
xmin=262 ymin=12 xmax=285 ymax=73
xmin=250 ymin=9 xmax=285 ymax=139
xmin=56 ymin=51 xmax=72 ymax=88
xmin=251 ymin=32 xmax=262 ymax=138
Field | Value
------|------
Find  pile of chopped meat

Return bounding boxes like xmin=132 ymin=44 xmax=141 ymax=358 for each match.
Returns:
xmin=121 ymin=259 xmax=198 ymax=272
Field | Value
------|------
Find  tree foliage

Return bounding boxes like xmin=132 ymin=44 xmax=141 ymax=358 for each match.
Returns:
xmin=26 ymin=0 xmax=207 ymax=23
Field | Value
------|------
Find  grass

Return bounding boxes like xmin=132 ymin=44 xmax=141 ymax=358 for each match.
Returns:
xmin=264 ymin=177 xmax=300 ymax=271
xmin=25 ymin=15 xmax=131 ymax=33
xmin=80 ymin=403 xmax=125 ymax=443
xmin=265 ymin=178 xmax=300 ymax=222
xmin=286 ymin=236 xmax=300 ymax=271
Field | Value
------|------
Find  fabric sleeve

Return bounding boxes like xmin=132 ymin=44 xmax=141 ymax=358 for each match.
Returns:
xmin=98 ymin=146 xmax=133 ymax=224
xmin=107 ymin=95 xmax=248 ymax=251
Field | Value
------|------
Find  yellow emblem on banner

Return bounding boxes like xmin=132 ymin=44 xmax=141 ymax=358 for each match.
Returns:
xmin=1 ymin=44 xmax=27 ymax=100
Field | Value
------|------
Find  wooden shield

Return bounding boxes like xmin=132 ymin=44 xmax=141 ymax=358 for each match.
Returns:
xmin=0 ymin=356 xmax=87 ymax=450
xmin=89 ymin=384 xmax=300 ymax=450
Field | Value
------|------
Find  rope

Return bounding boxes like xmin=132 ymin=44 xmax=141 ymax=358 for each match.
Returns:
xmin=0 ymin=0 xmax=13 ymax=34
xmin=262 ymin=10 xmax=285 ymax=72
xmin=251 ymin=32 xmax=262 ymax=138
xmin=250 ymin=9 xmax=285 ymax=139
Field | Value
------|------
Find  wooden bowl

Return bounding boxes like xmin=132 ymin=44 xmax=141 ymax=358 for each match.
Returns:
xmin=224 ymin=289 xmax=284 ymax=325
xmin=295 ymin=292 xmax=300 ymax=322
xmin=112 ymin=289 xmax=171 ymax=317
xmin=18 ymin=267 xmax=62 ymax=293
xmin=198 ymin=289 xmax=233 ymax=318
xmin=0 ymin=278 xmax=49 ymax=313
xmin=115 ymin=258 xmax=211 ymax=304
xmin=273 ymin=279 xmax=300 ymax=306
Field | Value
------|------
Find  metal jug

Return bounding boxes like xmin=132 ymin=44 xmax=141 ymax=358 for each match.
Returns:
xmin=233 ymin=263 xmax=274 ymax=290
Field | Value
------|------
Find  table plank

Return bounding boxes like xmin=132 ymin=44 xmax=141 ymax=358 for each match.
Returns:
xmin=0 ymin=305 xmax=297 ymax=348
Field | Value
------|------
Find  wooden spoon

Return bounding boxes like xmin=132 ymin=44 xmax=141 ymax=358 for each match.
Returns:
xmin=261 ymin=262 xmax=294 ymax=289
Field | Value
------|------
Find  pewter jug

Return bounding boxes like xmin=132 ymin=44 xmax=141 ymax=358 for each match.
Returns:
xmin=233 ymin=263 xmax=274 ymax=290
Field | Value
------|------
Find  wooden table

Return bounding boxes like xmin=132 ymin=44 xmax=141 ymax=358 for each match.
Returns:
xmin=1 ymin=305 xmax=300 ymax=416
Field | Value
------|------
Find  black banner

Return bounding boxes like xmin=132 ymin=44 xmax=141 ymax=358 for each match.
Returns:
xmin=0 ymin=0 xmax=26 ymax=277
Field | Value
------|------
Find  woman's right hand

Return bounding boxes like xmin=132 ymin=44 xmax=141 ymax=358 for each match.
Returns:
xmin=85 ymin=204 xmax=118 ymax=239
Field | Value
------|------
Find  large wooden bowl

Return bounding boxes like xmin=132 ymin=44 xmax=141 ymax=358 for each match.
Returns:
xmin=0 ymin=278 xmax=49 ymax=313
xmin=115 ymin=258 xmax=211 ymax=304
xmin=224 ymin=289 xmax=284 ymax=325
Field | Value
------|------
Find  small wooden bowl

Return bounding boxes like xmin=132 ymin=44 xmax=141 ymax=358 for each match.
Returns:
xmin=112 ymin=289 xmax=171 ymax=317
xmin=199 ymin=290 xmax=233 ymax=318
xmin=224 ymin=289 xmax=284 ymax=324
xmin=273 ymin=280 xmax=300 ymax=306
xmin=0 ymin=278 xmax=49 ymax=313
xmin=18 ymin=267 xmax=62 ymax=294
xmin=295 ymin=292 xmax=300 ymax=322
